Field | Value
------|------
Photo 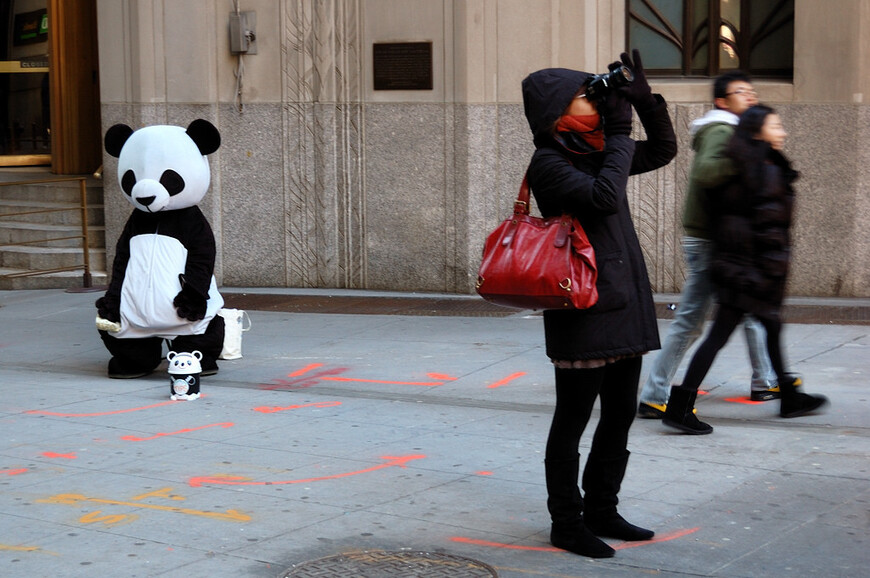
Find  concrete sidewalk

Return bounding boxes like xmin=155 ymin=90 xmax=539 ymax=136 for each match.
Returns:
xmin=0 ymin=287 xmax=867 ymax=577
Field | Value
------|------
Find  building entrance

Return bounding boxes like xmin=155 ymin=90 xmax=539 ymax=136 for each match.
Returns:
xmin=0 ymin=0 xmax=100 ymax=173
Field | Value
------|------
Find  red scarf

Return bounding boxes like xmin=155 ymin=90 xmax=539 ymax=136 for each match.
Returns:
xmin=555 ymin=114 xmax=604 ymax=151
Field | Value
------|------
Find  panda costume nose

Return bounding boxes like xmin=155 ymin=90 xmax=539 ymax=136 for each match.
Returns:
xmin=131 ymin=179 xmax=167 ymax=210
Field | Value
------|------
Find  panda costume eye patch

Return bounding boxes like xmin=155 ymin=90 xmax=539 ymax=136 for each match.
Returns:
xmin=121 ymin=170 xmax=136 ymax=196
xmin=160 ymin=170 xmax=185 ymax=196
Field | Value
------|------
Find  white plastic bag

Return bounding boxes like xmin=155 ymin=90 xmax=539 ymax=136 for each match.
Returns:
xmin=217 ymin=308 xmax=251 ymax=359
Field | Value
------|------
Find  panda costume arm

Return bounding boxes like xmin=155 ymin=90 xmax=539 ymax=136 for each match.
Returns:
xmin=173 ymin=207 xmax=218 ymax=321
xmin=96 ymin=216 xmax=136 ymax=322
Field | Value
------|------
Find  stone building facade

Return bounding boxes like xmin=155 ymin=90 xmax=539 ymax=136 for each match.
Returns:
xmin=96 ymin=0 xmax=870 ymax=298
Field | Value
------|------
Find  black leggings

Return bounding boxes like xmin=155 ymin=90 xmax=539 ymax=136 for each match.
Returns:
xmin=545 ymin=356 xmax=641 ymax=462
xmin=681 ymin=304 xmax=785 ymax=391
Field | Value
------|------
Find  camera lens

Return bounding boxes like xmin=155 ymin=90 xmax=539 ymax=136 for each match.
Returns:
xmin=585 ymin=65 xmax=634 ymax=101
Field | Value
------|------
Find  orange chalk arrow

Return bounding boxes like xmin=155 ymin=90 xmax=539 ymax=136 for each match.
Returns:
xmin=120 ymin=422 xmax=234 ymax=441
xmin=487 ymin=372 xmax=526 ymax=389
xmin=188 ymin=454 xmax=426 ymax=487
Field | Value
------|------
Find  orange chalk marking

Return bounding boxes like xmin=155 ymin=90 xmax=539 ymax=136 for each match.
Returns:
xmin=120 ymin=422 xmax=234 ymax=441
xmin=450 ymin=527 xmax=700 ymax=552
xmin=1 ymin=468 xmax=27 ymax=476
xmin=188 ymin=454 xmax=426 ymax=487
xmin=321 ymin=376 xmax=444 ymax=386
xmin=613 ymin=527 xmax=701 ymax=549
xmin=262 ymin=366 xmax=348 ymax=390
xmin=725 ymin=396 xmax=765 ymax=405
xmin=41 ymin=452 xmax=76 ymax=459
xmin=253 ymin=400 xmax=342 ymax=414
xmin=26 ymin=398 xmax=195 ymax=417
xmin=487 ymin=372 xmax=527 ymax=389
xmin=427 ymin=373 xmax=458 ymax=381
xmin=476 ymin=471 xmax=493 ymax=476
xmin=287 ymin=363 xmax=324 ymax=377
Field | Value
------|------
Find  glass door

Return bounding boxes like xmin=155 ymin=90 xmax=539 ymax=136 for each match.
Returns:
xmin=1 ymin=0 xmax=50 ymax=167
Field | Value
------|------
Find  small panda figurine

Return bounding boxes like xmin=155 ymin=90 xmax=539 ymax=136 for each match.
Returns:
xmin=168 ymin=350 xmax=203 ymax=400
xmin=96 ymin=120 xmax=225 ymax=380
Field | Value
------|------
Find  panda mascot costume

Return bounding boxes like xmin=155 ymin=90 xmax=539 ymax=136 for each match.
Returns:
xmin=95 ymin=119 xmax=225 ymax=380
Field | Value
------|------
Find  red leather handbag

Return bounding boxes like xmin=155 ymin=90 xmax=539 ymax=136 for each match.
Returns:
xmin=476 ymin=173 xmax=598 ymax=310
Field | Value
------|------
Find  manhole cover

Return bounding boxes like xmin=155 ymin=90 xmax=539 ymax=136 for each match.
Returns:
xmin=282 ymin=550 xmax=498 ymax=577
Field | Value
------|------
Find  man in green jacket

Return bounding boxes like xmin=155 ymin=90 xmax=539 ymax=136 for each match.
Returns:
xmin=638 ymin=71 xmax=779 ymax=418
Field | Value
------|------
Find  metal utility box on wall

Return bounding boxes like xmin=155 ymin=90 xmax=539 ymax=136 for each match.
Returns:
xmin=229 ymin=11 xmax=257 ymax=54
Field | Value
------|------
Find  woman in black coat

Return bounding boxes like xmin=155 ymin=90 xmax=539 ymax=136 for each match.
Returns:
xmin=663 ymin=105 xmax=828 ymax=435
xmin=521 ymin=50 xmax=676 ymax=558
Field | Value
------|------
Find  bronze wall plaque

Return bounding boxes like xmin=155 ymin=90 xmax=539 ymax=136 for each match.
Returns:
xmin=373 ymin=42 xmax=433 ymax=90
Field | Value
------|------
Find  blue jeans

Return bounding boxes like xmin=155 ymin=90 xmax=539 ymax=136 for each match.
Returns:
xmin=639 ymin=237 xmax=775 ymax=405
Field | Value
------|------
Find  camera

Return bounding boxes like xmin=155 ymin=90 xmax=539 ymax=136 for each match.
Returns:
xmin=584 ymin=64 xmax=634 ymax=101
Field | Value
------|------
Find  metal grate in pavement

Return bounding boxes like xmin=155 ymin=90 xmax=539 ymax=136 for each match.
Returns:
xmin=221 ymin=293 xmax=517 ymax=317
xmin=281 ymin=550 xmax=498 ymax=577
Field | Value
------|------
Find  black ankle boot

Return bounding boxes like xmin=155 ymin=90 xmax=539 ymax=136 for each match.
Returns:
xmin=546 ymin=456 xmax=615 ymax=558
xmin=551 ymin=520 xmax=615 ymax=558
xmin=584 ymin=511 xmax=654 ymax=541
xmin=663 ymin=386 xmax=713 ymax=434
xmin=582 ymin=452 xmax=654 ymax=541
xmin=779 ymin=375 xmax=828 ymax=418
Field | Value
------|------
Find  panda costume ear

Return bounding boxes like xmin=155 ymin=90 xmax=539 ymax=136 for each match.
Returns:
xmin=104 ymin=124 xmax=134 ymax=158
xmin=186 ymin=119 xmax=221 ymax=155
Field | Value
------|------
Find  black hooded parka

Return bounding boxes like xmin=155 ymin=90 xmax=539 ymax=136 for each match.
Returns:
xmin=710 ymin=143 xmax=797 ymax=321
xmin=521 ymin=68 xmax=677 ymax=361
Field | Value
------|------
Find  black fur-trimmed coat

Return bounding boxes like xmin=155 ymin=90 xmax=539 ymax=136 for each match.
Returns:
xmin=521 ymin=68 xmax=677 ymax=361
xmin=710 ymin=143 xmax=797 ymax=321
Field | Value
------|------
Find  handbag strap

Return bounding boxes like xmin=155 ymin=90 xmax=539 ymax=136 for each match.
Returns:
xmin=514 ymin=172 xmax=531 ymax=216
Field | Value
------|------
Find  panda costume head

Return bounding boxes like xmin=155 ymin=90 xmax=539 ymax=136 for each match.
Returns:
xmin=104 ymin=119 xmax=220 ymax=213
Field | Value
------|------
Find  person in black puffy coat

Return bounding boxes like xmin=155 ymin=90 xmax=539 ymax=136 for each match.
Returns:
xmin=663 ymin=105 xmax=828 ymax=435
xmin=521 ymin=50 xmax=676 ymax=558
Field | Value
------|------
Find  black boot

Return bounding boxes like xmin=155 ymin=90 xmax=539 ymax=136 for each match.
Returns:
xmin=546 ymin=457 xmax=614 ymax=558
xmin=779 ymin=375 xmax=828 ymax=418
xmin=663 ymin=386 xmax=713 ymax=435
xmin=582 ymin=452 xmax=654 ymax=541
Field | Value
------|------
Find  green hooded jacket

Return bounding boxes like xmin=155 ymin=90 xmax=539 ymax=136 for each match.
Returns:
xmin=682 ymin=109 xmax=741 ymax=239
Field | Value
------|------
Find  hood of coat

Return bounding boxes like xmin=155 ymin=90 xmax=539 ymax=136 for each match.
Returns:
xmin=522 ymin=68 xmax=592 ymax=147
xmin=690 ymin=109 xmax=738 ymax=152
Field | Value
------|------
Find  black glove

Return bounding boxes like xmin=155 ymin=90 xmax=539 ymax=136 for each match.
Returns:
xmin=618 ymin=49 xmax=657 ymax=110
xmin=600 ymin=90 xmax=633 ymax=138
xmin=95 ymin=295 xmax=120 ymax=323
xmin=173 ymin=275 xmax=207 ymax=321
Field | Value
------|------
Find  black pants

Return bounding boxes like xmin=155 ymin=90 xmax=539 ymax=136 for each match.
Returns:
xmin=99 ymin=315 xmax=225 ymax=373
xmin=545 ymin=356 xmax=641 ymax=462
xmin=681 ymin=304 xmax=785 ymax=391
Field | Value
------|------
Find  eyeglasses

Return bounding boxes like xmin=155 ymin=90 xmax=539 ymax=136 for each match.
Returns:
xmin=726 ymin=89 xmax=757 ymax=97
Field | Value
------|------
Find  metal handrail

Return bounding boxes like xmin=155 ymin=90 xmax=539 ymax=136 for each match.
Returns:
xmin=0 ymin=176 xmax=95 ymax=288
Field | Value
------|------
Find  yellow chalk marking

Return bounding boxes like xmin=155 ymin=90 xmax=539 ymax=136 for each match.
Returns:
xmin=0 ymin=543 xmax=58 ymax=555
xmin=38 ymin=493 xmax=250 ymax=523
xmin=131 ymin=487 xmax=185 ymax=501
xmin=80 ymin=511 xmax=139 ymax=527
